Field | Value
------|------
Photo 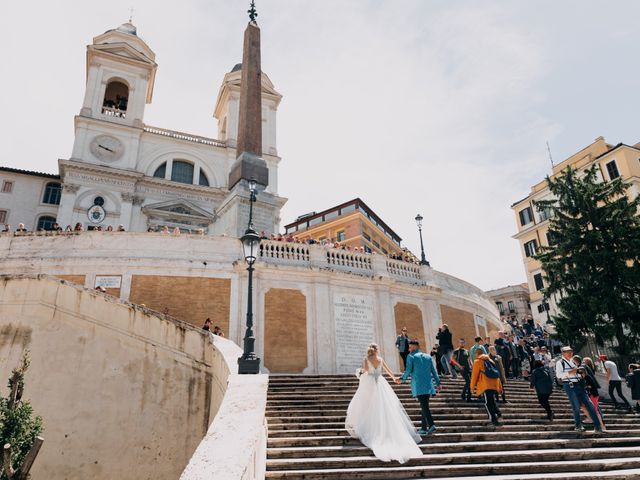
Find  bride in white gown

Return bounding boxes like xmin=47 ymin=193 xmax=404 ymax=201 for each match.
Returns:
xmin=345 ymin=343 xmax=422 ymax=463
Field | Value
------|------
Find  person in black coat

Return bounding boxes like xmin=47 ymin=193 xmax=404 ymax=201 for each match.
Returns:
xmin=626 ymin=364 xmax=640 ymax=413
xmin=530 ymin=360 xmax=554 ymax=421
xmin=436 ymin=324 xmax=457 ymax=378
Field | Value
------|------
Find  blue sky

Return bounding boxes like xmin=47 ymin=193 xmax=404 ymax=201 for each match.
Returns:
xmin=1 ymin=1 xmax=638 ymax=290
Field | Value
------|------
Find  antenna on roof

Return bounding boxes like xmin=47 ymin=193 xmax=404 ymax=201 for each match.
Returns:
xmin=546 ymin=141 xmax=555 ymax=169
xmin=129 ymin=7 xmax=134 ymax=23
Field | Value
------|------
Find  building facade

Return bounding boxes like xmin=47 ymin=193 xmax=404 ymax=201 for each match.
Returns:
xmin=485 ymin=283 xmax=532 ymax=324
xmin=0 ymin=167 xmax=62 ymax=231
xmin=284 ymin=198 xmax=414 ymax=258
xmin=0 ymin=21 xmax=286 ymax=236
xmin=512 ymin=136 xmax=640 ymax=324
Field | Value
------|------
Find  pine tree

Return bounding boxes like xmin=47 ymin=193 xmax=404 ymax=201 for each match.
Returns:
xmin=535 ymin=165 xmax=640 ymax=358
xmin=0 ymin=352 xmax=43 ymax=480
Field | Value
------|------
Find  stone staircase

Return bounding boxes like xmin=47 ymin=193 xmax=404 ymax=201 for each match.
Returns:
xmin=265 ymin=374 xmax=640 ymax=480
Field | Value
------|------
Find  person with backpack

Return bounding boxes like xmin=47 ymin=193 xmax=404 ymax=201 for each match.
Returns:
xmin=470 ymin=348 xmax=503 ymax=427
xmin=555 ymin=346 xmax=603 ymax=433
xmin=530 ymin=359 xmax=554 ymax=421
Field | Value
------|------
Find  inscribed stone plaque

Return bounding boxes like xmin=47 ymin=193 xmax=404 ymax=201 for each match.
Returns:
xmin=334 ymin=294 xmax=374 ymax=373
xmin=95 ymin=275 xmax=122 ymax=289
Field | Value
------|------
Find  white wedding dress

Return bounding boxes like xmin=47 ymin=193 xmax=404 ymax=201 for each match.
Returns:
xmin=345 ymin=356 xmax=422 ymax=463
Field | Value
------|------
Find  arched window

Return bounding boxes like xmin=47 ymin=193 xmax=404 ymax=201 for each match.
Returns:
xmin=171 ymin=161 xmax=194 ymax=184
xmin=199 ymin=171 xmax=210 ymax=187
xmin=153 ymin=163 xmax=166 ymax=178
xmin=102 ymin=81 xmax=129 ymax=118
xmin=42 ymin=182 xmax=62 ymax=205
xmin=37 ymin=216 xmax=57 ymax=231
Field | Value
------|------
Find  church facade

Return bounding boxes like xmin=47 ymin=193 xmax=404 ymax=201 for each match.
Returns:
xmin=0 ymin=21 xmax=286 ymax=235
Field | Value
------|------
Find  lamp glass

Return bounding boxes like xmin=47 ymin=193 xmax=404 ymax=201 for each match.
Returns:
xmin=242 ymin=231 xmax=260 ymax=265
xmin=415 ymin=214 xmax=423 ymax=229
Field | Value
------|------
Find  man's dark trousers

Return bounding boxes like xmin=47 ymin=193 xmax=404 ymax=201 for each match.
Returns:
xmin=400 ymin=351 xmax=409 ymax=370
xmin=417 ymin=394 xmax=435 ymax=430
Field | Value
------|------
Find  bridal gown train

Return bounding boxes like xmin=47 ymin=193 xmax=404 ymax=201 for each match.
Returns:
xmin=345 ymin=356 xmax=422 ymax=463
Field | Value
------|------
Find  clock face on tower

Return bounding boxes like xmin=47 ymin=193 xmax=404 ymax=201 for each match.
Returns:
xmin=90 ymin=135 xmax=124 ymax=162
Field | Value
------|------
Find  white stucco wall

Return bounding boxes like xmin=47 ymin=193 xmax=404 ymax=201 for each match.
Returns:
xmin=0 ymin=275 xmax=216 ymax=480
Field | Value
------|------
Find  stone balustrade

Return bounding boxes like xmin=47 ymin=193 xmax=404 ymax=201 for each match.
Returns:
xmin=144 ymin=125 xmax=227 ymax=147
xmin=101 ymin=106 xmax=126 ymax=118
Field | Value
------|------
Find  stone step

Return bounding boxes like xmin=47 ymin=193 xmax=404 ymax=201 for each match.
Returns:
xmin=442 ymin=469 xmax=640 ymax=480
xmin=266 ymin=446 xmax=640 ymax=471
xmin=266 ymin=429 xmax=640 ymax=448
xmin=263 ymin=457 xmax=640 ymax=479
xmin=266 ymin=423 xmax=637 ymax=438
xmin=266 ymin=436 xmax=640 ymax=459
xmin=267 ymin=410 xmax=640 ymax=430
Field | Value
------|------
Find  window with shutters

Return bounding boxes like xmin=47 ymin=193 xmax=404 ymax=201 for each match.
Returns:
xmin=519 ymin=207 xmax=533 ymax=226
xmin=496 ymin=301 xmax=504 ymax=314
xmin=153 ymin=162 xmax=166 ymax=178
xmin=533 ymin=273 xmax=544 ymax=291
xmin=198 ymin=171 xmax=210 ymax=187
xmin=605 ymin=160 xmax=620 ymax=180
xmin=171 ymin=161 xmax=194 ymax=184
xmin=2 ymin=181 xmax=13 ymax=193
xmin=507 ymin=301 xmax=515 ymax=313
xmin=42 ymin=182 xmax=62 ymax=205
xmin=37 ymin=216 xmax=57 ymax=231
xmin=0 ymin=210 xmax=7 ymax=223
xmin=524 ymin=239 xmax=538 ymax=257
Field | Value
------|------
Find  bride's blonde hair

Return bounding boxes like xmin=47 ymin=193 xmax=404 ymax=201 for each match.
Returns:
xmin=367 ymin=343 xmax=379 ymax=357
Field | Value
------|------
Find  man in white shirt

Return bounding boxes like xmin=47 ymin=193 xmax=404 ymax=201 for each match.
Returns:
xmin=601 ymin=355 xmax=632 ymax=410
xmin=556 ymin=346 xmax=602 ymax=432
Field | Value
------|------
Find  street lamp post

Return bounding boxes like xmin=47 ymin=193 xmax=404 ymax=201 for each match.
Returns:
xmin=414 ymin=214 xmax=430 ymax=267
xmin=238 ymin=179 xmax=261 ymax=374
xmin=541 ymin=288 xmax=552 ymax=325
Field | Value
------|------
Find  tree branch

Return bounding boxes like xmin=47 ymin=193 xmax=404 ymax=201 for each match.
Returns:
xmin=3 ymin=443 xmax=15 ymax=479
xmin=15 ymin=437 xmax=44 ymax=480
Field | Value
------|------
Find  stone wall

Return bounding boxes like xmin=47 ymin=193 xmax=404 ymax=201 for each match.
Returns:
xmin=264 ymin=288 xmax=307 ymax=373
xmin=0 ymin=275 xmax=214 ymax=480
xmin=394 ymin=302 xmax=426 ymax=351
xmin=129 ymin=275 xmax=231 ymax=332
xmin=0 ymin=233 xmax=501 ymax=373
xmin=440 ymin=305 xmax=477 ymax=345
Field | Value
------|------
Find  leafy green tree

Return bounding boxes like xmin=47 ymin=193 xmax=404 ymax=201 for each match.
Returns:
xmin=0 ymin=352 xmax=43 ymax=480
xmin=535 ymin=165 xmax=640 ymax=358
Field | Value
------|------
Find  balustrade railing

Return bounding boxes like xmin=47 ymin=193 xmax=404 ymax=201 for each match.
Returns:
xmin=144 ymin=126 xmax=226 ymax=147
xmin=259 ymin=241 xmax=310 ymax=264
xmin=102 ymin=106 xmax=126 ymax=118
xmin=386 ymin=258 xmax=421 ymax=280
xmin=326 ymin=249 xmax=372 ymax=272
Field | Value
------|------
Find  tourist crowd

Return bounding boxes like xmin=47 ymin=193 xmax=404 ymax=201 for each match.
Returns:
xmin=1 ymin=224 xmax=419 ymax=263
xmin=395 ymin=323 xmax=640 ymax=432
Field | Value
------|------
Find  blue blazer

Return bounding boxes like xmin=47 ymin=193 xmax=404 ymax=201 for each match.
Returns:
xmin=400 ymin=350 xmax=441 ymax=397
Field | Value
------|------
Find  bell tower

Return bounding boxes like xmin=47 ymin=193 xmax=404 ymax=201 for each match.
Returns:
xmin=79 ymin=22 xmax=157 ymax=128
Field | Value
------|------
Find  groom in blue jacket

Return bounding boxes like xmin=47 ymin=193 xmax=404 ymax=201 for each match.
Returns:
xmin=397 ymin=340 xmax=441 ymax=435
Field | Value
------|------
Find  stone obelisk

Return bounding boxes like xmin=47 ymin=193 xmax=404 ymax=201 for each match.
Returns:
xmin=228 ymin=11 xmax=269 ymax=189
